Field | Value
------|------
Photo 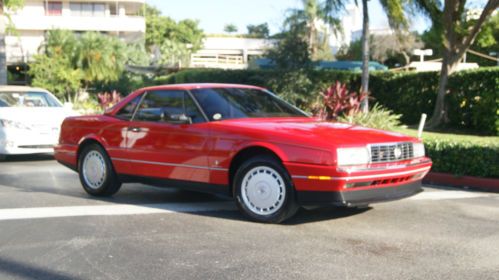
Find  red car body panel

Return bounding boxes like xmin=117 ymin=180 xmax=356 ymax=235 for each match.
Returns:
xmin=55 ymin=83 xmax=432 ymax=206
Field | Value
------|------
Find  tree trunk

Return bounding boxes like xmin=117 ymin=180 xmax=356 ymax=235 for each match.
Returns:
xmin=0 ymin=3 xmax=7 ymax=85
xmin=360 ymin=0 xmax=369 ymax=113
xmin=426 ymin=0 xmax=498 ymax=128
xmin=428 ymin=53 xmax=459 ymax=128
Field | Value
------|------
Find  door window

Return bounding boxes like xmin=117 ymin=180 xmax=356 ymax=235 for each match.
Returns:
xmin=134 ymin=90 xmax=204 ymax=124
xmin=115 ymin=95 xmax=142 ymax=120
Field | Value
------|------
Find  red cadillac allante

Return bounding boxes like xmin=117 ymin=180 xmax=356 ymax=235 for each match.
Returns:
xmin=55 ymin=84 xmax=432 ymax=223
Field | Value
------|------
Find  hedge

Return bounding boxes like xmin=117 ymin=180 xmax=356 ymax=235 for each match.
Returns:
xmin=425 ymin=139 xmax=499 ymax=178
xmin=398 ymin=129 xmax=499 ymax=178
xmin=154 ymin=67 xmax=499 ymax=135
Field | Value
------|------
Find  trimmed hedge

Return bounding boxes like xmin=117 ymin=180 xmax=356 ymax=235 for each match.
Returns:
xmin=425 ymin=139 xmax=499 ymax=178
xmin=154 ymin=67 xmax=499 ymax=135
xmin=397 ymin=129 xmax=499 ymax=178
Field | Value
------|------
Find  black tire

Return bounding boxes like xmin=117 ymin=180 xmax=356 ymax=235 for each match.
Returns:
xmin=0 ymin=154 xmax=6 ymax=161
xmin=233 ymin=155 xmax=299 ymax=223
xmin=78 ymin=143 xmax=121 ymax=196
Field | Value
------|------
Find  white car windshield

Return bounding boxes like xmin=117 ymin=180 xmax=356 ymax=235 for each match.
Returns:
xmin=0 ymin=91 xmax=62 ymax=108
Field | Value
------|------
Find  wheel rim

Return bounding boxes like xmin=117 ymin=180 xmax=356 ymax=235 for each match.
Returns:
xmin=241 ymin=166 xmax=286 ymax=216
xmin=82 ymin=150 xmax=107 ymax=189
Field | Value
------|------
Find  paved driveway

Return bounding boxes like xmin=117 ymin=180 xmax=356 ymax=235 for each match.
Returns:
xmin=1 ymin=156 xmax=498 ymax=280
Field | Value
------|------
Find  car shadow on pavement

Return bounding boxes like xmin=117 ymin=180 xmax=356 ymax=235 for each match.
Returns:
xmin=0 ymin=256 xmax=81 ymax=280
xmin=0 ymin=154 xmax=54 ymax=162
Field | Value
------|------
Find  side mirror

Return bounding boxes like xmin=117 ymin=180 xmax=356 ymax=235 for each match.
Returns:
xmin=168 ymin=113 xmax=192 ymax=125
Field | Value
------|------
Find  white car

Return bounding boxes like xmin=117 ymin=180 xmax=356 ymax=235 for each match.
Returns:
xmin=0 ymin=86 xmax=75 ymax=159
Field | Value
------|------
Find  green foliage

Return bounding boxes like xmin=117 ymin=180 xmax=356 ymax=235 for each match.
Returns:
xmin=29 ymin=30 xmax=139 ymax=101
xmin=155 ymin=67 xmax=498 ymax=135
xmin=284 ymin=0 xmax=340 ymax=61
xmin=29 ymin=54 xmax=82 ymax=102
xmin=398 ymin=128 xmax=499 ymax=178
xmin=266 ymin=29 xmax=312 ymax=70
xmin=370 ymin=67 xmax=499 ymax=135
xmin=338 ymin=104 xmax=403 ymax=131
xmin=223 ymin=24 xmax=238 ymax=34
xmin=76 ymin=32 xmax=127 ymax=85
xmin=266 ymin=70 xmax=315 ymax=110
xmin=246 ymin=23 xmax=270 ymax=38
xmin=421 ymin=11 xmax=499 ymax=67
xmin=144 ymin=4 xmax=204 ymax=65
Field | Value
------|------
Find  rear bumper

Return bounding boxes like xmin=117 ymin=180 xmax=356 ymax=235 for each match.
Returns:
xmin=297 ymin=180 xmax=422 ymax=206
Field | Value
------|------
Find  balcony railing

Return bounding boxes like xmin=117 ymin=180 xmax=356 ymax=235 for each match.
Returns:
xmin=190 ymin=54 xmax=247 ymax=70
xmin=10 ymin=15 xmax=145 ymax=32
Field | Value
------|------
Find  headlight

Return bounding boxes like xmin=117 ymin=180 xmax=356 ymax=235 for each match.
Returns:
xmin=0 ymin=119 xmax=32 ymax=130
xmin=413 ymin=142 xmax=425 ymax=158
xmin=336 ymin=147 xmax=370 ymax=166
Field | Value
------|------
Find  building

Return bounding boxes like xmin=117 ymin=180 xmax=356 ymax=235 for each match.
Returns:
xmin=6 ymin=0 xmax=145 ymax=67
xmin=190 ymin=37 xmax=277 ymax=69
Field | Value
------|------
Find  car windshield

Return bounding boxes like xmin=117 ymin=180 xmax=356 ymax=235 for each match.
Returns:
xmin=190 ymin=87 xmax=308 ymax=121
xmin=0 ymin=91 xmax=62 ymax=108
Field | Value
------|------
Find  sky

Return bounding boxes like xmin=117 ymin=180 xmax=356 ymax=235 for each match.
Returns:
xmin=146 ymin=0 xmax=432 ymax=35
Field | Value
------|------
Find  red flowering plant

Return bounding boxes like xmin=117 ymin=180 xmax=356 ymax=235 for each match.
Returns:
xmin=316 ymin=82 xmax=368 ymax=121
xmin=98 ymin=90 xmax=122 ymax=110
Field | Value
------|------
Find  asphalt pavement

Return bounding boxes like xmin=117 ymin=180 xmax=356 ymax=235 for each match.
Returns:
xmin=1 ymin=155 xmax=498 ymax=280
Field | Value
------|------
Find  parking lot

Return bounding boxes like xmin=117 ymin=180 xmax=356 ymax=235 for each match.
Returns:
xmin=1 ymin=156 xmax=498 ymax=280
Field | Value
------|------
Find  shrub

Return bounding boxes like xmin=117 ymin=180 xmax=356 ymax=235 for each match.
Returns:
xmin=154 ymin=67 xmax=499 ymax=135
xmin=424 ymin=138 xmax=499 ymax=178
xmin=316 ymin=82 xmax=367 ymax=120
xmin=398 ymin=129 xmax=499 ymax=178
xmin=339 ymin=104 xmax=403 ymax=131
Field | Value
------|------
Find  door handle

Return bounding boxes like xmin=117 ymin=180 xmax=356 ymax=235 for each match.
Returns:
xmin=129 ymin=127 xmax=141 ymax=132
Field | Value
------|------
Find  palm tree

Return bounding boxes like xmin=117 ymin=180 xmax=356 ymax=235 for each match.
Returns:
xmin=286 ymin=0 xmax=341 ymax=60
xmin=0 ymin=0 xmax=24 ymax=85
xmin=325 ymin=0 xmax=409 ymax=112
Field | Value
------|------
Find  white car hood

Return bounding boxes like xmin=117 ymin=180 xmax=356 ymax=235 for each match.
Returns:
xmin=0 ymin=107 xmax=75 ymax=127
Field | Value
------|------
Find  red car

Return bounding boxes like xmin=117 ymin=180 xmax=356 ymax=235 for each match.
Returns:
xmin=55 ymin=84 xmax=432 ymax=223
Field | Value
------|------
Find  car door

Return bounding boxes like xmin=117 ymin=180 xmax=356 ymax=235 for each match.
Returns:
xmin=123 ymin=89 xmax=212 ymax=183
xmin=102 ymin=94 xmax=143 ymax=175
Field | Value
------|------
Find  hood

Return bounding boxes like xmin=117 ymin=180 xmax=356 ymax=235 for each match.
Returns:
xmin=214 ymin=117 xmax=416 ymax=149
xmin=0 ymin=107 xmax=75 ymax=127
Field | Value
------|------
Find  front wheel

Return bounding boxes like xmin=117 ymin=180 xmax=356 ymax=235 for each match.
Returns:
xmin=78 ymin=144 xmax=121 ymax=196
xmin=234 ymin=155 xmax=298 ymax=223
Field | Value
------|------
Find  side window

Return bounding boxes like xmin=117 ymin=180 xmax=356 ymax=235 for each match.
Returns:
xmin=134 ymin=90 xmax=204 ymax=123
xmin=115 ymin=95 xmax=142 ymax=120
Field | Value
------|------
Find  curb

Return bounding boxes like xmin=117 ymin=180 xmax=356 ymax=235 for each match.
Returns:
xmin=423 ymin=172 xmax=499 ymax=193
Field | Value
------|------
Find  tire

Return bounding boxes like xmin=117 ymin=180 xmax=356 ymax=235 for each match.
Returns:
xmin=78 ymin=143 xmax=121 ymax=196
xmin=0 ymin=154 xmax=6 ymax=161
xmin=234 ymin=155 xmax=298 ymax=223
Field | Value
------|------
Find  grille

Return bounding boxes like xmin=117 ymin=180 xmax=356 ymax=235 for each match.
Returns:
xmin=370 ymin=142 xmax=413 ymax=163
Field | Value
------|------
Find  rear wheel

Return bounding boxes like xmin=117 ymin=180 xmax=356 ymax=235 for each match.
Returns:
xmin=78 ymin=143 xmax=121 ymax=196
xmin=234 ymin=155 xmax=298 ymax=223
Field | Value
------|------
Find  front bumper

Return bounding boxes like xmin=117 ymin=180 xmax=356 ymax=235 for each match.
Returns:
xmin=297 ymin=180 xmax=422 ymax=206
xmin=285 ymin=157 xmax=431 ymax=206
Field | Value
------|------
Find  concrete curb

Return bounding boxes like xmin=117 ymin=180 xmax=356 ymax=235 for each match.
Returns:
xmin=424 ymin=172 xmax=499 ymax=193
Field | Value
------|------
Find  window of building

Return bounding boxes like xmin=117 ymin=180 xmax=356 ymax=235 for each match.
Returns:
xmin=46 ymin=1 xmax=62 ymax=16
xmin=70 ymin=2 xmax=107 ymax=17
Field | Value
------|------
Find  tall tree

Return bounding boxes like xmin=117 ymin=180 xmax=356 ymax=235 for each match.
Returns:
xmin=224 ymin=23 xmax=238 ymax=34
xmin=286 ymin=0 xmax=341 ymax=60
xmin=326 ymin=0 xmax=409 ymax=112
xmin=247 ymin=23 xmax=270 ymax=38
xmin=420 ymin=0 xmax=499 ymax=127
xmin=144 ymin=4 xmax=204 ymax=66
xmin=0 ymin=0 xmax=24 ymax=85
